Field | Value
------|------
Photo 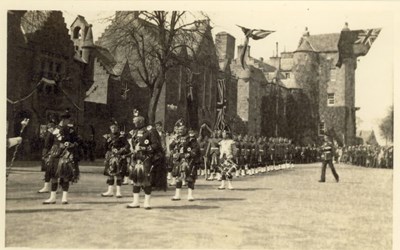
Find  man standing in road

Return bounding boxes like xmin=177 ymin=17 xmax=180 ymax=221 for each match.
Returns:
xmin=319 ymin=135 xmax=339 ymax=183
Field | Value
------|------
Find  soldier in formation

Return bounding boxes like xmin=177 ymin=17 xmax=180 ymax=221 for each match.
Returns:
xmin=42 ymin=110 xmax=81 ymax=205
xmin=101 ymin=121 xmax=130 ymax=198
xmin=127 ymin=114 xmax=163 ymax=209
xmin=170 ymin=128 xmax=200 ymax=201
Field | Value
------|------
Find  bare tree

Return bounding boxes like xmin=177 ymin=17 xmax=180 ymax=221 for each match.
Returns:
xmin=99 ymin=11 xmax=211 ymax=123
xmin=379 ymin=105 xmax=393 ymax=144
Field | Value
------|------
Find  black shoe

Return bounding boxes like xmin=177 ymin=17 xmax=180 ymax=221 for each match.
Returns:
xmin=318 ymin=180 xmax=325 ymax=183
xmin=62 ymin=201 xmax=69 ymax=205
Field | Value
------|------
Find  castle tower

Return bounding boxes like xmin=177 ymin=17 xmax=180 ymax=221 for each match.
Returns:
xmin=292 ymin=27 xmax=320 ymax=140
xmin=82 ymin=24 xmax=94 ymax=63
xmin=70 ymin=15 xmax=89 ymax=56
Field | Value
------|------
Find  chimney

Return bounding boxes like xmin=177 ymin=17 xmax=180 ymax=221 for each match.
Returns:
xmin=215 ymin=32 xmax=236 ymax=61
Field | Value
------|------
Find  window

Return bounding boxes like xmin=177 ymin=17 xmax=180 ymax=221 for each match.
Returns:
xmin=73 ymin=27 xmax=82 ymax=39
xmin=327 ymin=93 xmax=335 ymax=106
xmin=319 ymin=122 xmax=325 ymax=135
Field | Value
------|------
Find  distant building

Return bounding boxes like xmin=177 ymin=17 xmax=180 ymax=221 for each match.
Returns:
xmin=70 ymin=14 xmax=151 ymax=157
xmin=357 ymin=130 xmax=379 ymax=146
xmin=216 ymin=24 xmax=376 ymax=145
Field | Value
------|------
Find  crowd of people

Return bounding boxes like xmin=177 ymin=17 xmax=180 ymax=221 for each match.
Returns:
xmin=27 ymin=109 xmax=392 ymax=209
xmin=335 ymin=145 xmax=393 ymax=168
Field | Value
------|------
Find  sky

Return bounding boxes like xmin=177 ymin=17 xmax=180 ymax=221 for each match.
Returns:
xmin=42 ymin=2 xmax=396 ymax=145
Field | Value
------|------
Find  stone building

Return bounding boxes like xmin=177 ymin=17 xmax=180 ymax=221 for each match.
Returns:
xmin=215 ymin=24 xmax=376 ymax=146
xmin=7 ymin=11 xmax=90 ymax=158
xmin=70 ymin=14 xmax=151 ymax=157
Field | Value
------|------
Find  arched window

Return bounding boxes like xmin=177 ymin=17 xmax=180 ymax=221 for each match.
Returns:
xmin=73 ymin=26 xmax=82 ymax=39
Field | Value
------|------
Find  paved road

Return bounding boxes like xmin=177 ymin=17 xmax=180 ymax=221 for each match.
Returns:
xmin=5 ymin=162 xmax=393 ymax=249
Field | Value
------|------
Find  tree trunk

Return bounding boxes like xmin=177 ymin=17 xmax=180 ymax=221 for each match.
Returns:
xmin=147 ymin=70 xmax=166 ymax=124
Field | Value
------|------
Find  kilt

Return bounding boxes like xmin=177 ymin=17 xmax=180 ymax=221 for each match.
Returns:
xmin=129 ymin=154 xmax=152 ymax=187
xmin=103 ymin=151 xmax=128 ymax=177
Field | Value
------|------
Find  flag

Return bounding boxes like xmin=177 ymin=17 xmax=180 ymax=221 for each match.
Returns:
xmin=336 ymin=28 xmax=381 ymax=67
xmin=214 ymin=79 xmax=227 ymax=130
xmin=237 ymin=25 xmax=275 ymax=69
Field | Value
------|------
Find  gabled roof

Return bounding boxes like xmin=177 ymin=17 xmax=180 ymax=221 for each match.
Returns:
xmin=296 ymin=38 xmax=315 ymax=52
xmin=358 ymin=130 xmax=378 ymax=145
xmin=70 ymin=15 xmax=89 ymax=28
xmin=94 ymin=45 xmax=117 ymax=75
xmin=308 ymin=33 xmax=340 ymax=52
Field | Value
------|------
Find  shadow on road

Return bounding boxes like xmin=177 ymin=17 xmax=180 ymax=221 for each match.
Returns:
xmin=156 ymin=204 xmax=220 ymax=210
xmin=232 ymin=188 xmax=273 ymax=191
xmin=6 ymin=196 xmax=48 ymax=201
xmin=196 ymin=197 xmax=246 ymax=201
xmin=6 ymin=208 xmax=90 ymax=214
xmin=76 ymin=200 xmax=129 ymax=204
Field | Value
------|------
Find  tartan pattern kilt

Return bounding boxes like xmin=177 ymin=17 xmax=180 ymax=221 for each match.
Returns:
xmin=103 ymin=151 xmax=127 ymax=177
xmin=129 ymin=153 xmax=152 ymax=187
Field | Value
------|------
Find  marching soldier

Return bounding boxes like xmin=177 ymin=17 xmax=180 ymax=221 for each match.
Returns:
xmin=171 ymin=129 xmax=200 ymax=201
xmin=101 ymin=121 xmax=130 ymax=198
xmin=127 ymin=115 xmax=162 ymax=209
xmin=218 ymin=129 xmax=236 ymax=190
xmin=205 ymin=130 xmax=221 ymax=181
xmin=319 ymin=135 xmax=339 ymax=183
xmin=168 ymin=119 xmax=187 ymax=186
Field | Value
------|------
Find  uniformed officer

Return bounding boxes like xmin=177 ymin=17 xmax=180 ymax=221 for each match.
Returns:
xmin=319 ymin=135 xmax=339 ymax=183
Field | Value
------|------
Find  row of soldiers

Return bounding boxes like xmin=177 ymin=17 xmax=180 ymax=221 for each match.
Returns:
xmin=163 ymin=122 xmax=297 ymax=188
xmin=336 ymin=145 xmax=393 ymax=168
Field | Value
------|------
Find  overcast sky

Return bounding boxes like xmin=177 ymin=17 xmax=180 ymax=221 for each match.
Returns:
xmin=58 ymin=3 xmax=394 ymax=145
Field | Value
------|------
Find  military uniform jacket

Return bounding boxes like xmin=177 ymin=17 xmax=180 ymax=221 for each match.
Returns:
xmin=321 ymin=142 xmax=334 ymax=161
xmin=103 ymin=132 xmax=130 ymax=156
xmin=206 ymin=138 xmax=221 ymax=157
xmin=184 ymin=137 xmax=201 ymax=164
xmin=132 ymin=126 xmax=162 ymax=160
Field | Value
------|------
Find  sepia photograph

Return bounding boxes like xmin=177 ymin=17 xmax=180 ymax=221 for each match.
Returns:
xmin=2 ymin=1 xmax=398 ymax=249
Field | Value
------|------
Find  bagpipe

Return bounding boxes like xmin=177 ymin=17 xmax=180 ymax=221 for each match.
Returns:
xmin=128 ymin=141 xmax=153 ymax=185
xmin=49 ymin=141 xmax=80 ymax=183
